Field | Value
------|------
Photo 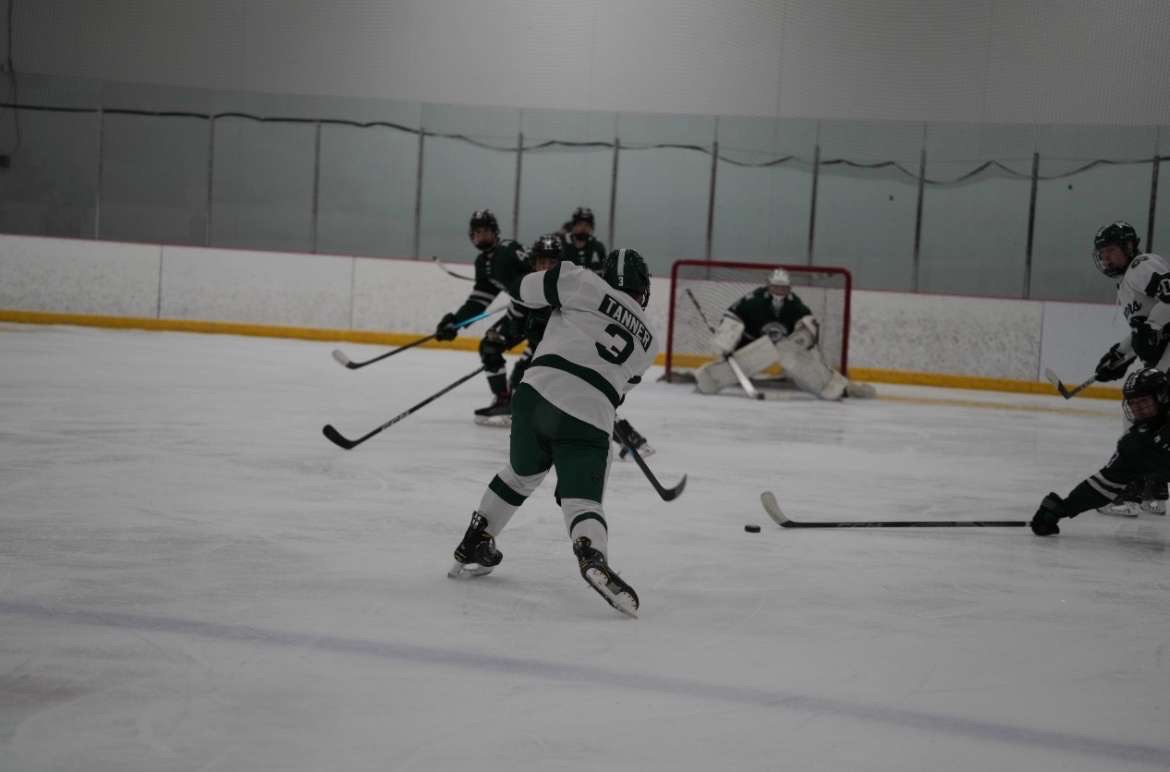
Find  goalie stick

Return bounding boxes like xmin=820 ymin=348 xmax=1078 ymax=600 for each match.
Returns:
xmin=323 ymin=366 xmax=486 ymax=449
xmin=1043 ymin=368 xmax=1097 ymax=400
xmin=684 ymin=288 xmax=764 ymax=400
xmin=331 ymin=308 xmax=501 ymax=370
xmin=432 ymin=255 xmax=474 ymax=282
xmin=621 ymin=442 xmax=687 ymax=501
xmin=760 ymin=491 xmax=1027 ymax=529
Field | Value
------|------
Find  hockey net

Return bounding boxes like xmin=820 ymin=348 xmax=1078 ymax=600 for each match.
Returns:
xmin=664 ymin=260 xmax=852 ymax=382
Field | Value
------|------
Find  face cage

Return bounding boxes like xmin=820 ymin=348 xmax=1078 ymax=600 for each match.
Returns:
xmin=1123 ymin=394 xmax=1163 ymax=424
xmin=1093 ymin=242 xmax=1135 ymax=278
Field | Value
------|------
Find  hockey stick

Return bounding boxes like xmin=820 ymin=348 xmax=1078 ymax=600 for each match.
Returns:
xmin=621 ymin=442 xmax=687 ymax=501
xmin=323 ymin=366 xmax=486 ymax=449
xmin=683 ymin=288 xmax=717 ymax=334
xmin=683 ymin=289 xmax=764 ymax=400
xmin=1043 ymin=368 xmax=1097 ymax=400
xmin=760 ymin=491 xmax=1027 ymax=529
xmin=432 ymin=255 xmax=475 ymax=282
xmin=331 ymin=308 xmax=501 ymax=370
xmin=727 ymin=354 xmax=765 ymax=401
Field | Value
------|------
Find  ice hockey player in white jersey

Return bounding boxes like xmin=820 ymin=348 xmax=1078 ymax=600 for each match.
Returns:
xmin=1090 ymin=220 xmax=1170 ymax=516
xmin=447 ymin=249 xmax=657 ymax=618
xmin=694 ymin=268 xmax=874 ymax=400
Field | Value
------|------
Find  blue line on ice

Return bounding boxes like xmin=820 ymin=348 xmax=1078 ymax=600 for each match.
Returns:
xmin=2 ymin=599 xmax=1165 ymax=767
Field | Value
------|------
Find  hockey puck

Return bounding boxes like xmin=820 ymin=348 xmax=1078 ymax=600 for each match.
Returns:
xmin=744 ymin=524 xmax=761 ymax=533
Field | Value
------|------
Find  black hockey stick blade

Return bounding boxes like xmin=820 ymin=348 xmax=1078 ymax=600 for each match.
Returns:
xmin=322 ymin=423 xmax=361 ymax=450
xmin=322 ymin=365 xmax=486 ymax=450
xmin=1044 ymin=368 xmax=1095 ymax=400
xmin=624 ymin=443 xmax=687 ymax=501
xmin=760 ymin=491 xmax=1027 ymax=529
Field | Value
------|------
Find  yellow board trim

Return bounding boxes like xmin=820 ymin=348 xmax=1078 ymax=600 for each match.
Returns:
xmin=0 ymin=308 xmax=1122 ymax=400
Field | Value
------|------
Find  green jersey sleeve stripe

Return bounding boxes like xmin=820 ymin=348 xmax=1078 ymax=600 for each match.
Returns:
xmin=530 ymin=353 xmax=621 ymax=408
xmin=570 ymin=511 xmax=608 ymax=533
xmin=543 ymin=262 xmax=563 ymax=309
xmin=489 ymin=475 xmax=528 ymax=507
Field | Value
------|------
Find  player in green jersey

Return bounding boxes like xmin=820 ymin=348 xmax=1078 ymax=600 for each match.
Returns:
xmin=561 ymin=207 xmax=607 ymax=274
xmin=435 ymin=209 xmax=531 ymax=422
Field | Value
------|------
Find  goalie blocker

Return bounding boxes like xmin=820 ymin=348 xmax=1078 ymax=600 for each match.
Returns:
xmin=695 ymin=315 xmax=874 ymax=400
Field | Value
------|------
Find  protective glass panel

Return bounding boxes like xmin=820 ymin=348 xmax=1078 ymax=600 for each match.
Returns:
xmin=210 ymin=117 xmax=316 ymax=252
xmin=0 ymin=107 xmax=99 ymax=238
xmin=418 ymin=103 xmax=519 ymax=263
xmin=711 ymin=116 xmax=816 ymax=264
xmin=918 ymin=123 xmax=1035 ymax=297
xmin=1031 ymin=125 xmax=1157 ymax=302
xmin=613 ymin=113 xmax=715 ymax=274
xmin=99 ymin=112 xmax=210 ymax=246
xmin=518 ymin=108 xmax=615 ymax=249
xmin=1153 ymin=127 xmax=1170 ymax=256
xmin=317 ymin=122 xmax=418 ymax=258
xmin=814 ymin=120 xmax=922 ymax=291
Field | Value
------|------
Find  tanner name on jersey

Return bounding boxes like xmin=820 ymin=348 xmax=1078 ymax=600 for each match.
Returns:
xmin=599 ymin=293 xmax=653 ymax=351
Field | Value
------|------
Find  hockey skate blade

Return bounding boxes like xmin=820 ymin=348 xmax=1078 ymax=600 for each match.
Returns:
xmin=447 ymin=561 xmax=495 ymax=579
xmin=760 ymin=491 xmax=791 ymax=527
xmin=473 ymin=415 xmax=512 ymax=428
xmin=583 ymin=568 xmax=638 ymax=618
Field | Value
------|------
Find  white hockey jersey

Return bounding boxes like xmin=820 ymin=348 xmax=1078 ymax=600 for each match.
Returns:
xmin=515 ymin=262 xmax=657 ymax=433
xmin=1115 ymin=252 xmax=1170 ymax=356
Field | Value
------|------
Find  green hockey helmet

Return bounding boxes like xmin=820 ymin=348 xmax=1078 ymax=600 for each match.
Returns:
xmin=1093 ymin=220 xmax=1140 ymax=277
xmin=603 ymin=248 xmax=651 ymax=309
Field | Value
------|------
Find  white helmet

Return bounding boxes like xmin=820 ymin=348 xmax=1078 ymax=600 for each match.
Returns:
xmin=768 ymin=268 xmax=791 ymax=287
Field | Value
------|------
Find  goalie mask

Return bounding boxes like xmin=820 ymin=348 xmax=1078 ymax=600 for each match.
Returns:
xmin=767 ymin=268 xmax=791 ymax=299
xmin=529 ymin=233 xmax=564 ymax=271
xmin=1122 ymin=367 xmax=1169 ymax=425
xmin=468 ymin=209 xmax=500 ymax=250
xmin=1093 ymin=221 xmax=1140 ymax=278
xmin=603 ymin=248 xmax=651 ymax=309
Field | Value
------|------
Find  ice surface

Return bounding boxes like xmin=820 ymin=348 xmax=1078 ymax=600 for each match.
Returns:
xmin=1 ymin=325 xmax=1167 ymax=771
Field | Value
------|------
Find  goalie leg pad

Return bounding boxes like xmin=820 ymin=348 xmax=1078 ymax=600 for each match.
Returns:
xmin=732 ymin=335 xmax=782 ymax=377
xmin=694 ymin=358 xmax=737 ymax=394
xmin=694 ymin=335 xmax=779 ymax=394
xmin=775 ymin=332 xmax=847 ymax=400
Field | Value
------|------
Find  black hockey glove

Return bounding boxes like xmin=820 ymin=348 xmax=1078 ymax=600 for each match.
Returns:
xmin=1129 ymin=316 xmax=1170 ymax=365
xmin=1030 ymin=492 xmax=1065 ymax=536
xmin=435 ymin=313 xmax=459 ymax=341
xmin=1094 ymin=343 xmax=1131 ymax=382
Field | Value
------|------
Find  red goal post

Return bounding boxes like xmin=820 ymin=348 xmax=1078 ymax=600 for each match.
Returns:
xmin=664 ymin=260 xmax=852 ymax=381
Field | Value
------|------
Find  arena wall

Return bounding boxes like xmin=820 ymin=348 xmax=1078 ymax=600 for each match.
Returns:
xmin=0 ymin=234 xmax=1125 ymax=397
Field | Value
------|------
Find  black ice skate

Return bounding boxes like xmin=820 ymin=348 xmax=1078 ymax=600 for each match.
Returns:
xmin=473 ymin=392 xmax=512 ymax=427
xmin=1140 ymin=478 xmax=1167 ymax=515
xmin=572 ymin=537 xmax=639 ymax=618
xmin=1097 ymin=479 xmax=1142 ymax=518
xmin=448 ymin=512 xmax=503 ymax=579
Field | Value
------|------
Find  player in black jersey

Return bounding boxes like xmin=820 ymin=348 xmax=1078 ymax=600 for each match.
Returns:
xmin=434 ymin=209 xmax=530 ymax=422
xmin=1032 ymin=368 xmax=1170 ymax=535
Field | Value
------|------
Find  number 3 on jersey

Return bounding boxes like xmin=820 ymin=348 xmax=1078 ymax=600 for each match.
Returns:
xmin=596 ymin=323 xmax=635 ymax=364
